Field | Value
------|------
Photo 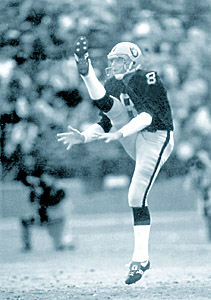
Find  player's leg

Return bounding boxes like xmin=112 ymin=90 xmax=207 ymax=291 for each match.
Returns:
xmin=129 ymin=131 xmax=173 ymax=207
xmin=74 ymin=36 xmax=126 ymax=119
xmin=20 ymin=217 xmax=35 ymax=251
xmin=74 ymin=36 xmax=107 ymax=100
xmin=46 ymin=217 xmax=66 ymax=251
xmin=125 ymin=130 xmax=174 ymax=284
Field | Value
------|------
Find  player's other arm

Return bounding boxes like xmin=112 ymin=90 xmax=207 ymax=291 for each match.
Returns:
xmin=119 ymin=112 xmax=152 ymax=137
xmin=57 ymin=113 xmax=112 ymax=150
xmin=57 ymin=124 xmax=104 ymax=150
xmin=101 ymin=112 xmax=152 ymax=143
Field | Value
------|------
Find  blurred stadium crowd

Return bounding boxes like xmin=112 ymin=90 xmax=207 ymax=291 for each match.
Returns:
xmin=1 ymin=0 xmax=211 ymax=189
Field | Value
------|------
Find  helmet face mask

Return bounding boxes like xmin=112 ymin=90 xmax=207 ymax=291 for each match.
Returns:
xmin=106 ymin=42 xmax=142 ymax=80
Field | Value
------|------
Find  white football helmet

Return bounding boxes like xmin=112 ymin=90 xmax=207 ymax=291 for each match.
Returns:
xmin=106 ymin=42 xmax=143 ymax=80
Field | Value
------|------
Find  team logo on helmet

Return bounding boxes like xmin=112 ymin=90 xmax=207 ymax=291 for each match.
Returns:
xmin=111 ymin=46 xmax=117 ymax=54
xmin=130 ymin=47 xmax=138 ymax=58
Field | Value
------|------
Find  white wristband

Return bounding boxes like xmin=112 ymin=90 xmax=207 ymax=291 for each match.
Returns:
xmin=82 ymin=123 xmax=104 ymax=143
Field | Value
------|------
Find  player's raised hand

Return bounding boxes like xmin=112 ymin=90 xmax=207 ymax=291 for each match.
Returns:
xmin=57 ymin=126 xmax=85 ymax=150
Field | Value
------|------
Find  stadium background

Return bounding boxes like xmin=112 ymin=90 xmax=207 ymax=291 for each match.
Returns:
xmin=0 ymin=1 xmax=211 ymax=299
xmin=1 ymin=0 xmax=210 ymax=185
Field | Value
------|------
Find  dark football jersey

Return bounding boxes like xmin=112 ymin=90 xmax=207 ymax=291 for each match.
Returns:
xmin=97 ymin=69 xmax=173 ymax=133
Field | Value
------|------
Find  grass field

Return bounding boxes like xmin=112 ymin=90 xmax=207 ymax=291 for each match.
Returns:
xmin=0 ymin=210 xmax=211 ymax=300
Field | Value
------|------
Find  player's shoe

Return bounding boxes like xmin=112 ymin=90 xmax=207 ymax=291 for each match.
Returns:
xmin=125 ymin=261 xmax=150 ymax=285
xmin=74 ymin=36 xmax=89 ymax=76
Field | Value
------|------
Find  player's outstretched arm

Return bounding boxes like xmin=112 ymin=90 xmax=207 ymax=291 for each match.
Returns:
xmin=57 ymin=123 xmax=106 ymax=150
xmin=57 ymin=126 xmax=85 ymax=150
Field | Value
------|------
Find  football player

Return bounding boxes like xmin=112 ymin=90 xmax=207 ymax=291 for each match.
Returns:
xmin=57 ymin=36 xmax=174 ymax=284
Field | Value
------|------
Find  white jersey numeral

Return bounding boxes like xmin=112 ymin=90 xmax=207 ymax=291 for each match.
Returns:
xmin=146 ymin=72 xmax=156 ymax=85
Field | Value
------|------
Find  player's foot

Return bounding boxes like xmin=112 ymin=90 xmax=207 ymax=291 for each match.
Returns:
xmin=74 ymin=36 xmax=89 ymax=76
xmin=125 ymin=261 xmax=150 ymax=285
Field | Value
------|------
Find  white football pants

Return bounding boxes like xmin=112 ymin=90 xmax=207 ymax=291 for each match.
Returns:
xmin=106 ymin=97 xmax=174 ymax=207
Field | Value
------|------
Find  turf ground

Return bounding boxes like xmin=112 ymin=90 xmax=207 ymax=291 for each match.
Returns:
xmin=0 ymin=211 xmax=211 ymax=300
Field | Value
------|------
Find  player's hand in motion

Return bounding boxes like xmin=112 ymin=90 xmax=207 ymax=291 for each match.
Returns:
xmin=99 ymin=131 xmax=123 ymax=143
xmin=57 ymin=126 xmax=85 ymax=150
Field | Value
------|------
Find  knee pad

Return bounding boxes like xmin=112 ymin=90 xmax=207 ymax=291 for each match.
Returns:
xmin=132 ymin=206 xmax=151 ymax=225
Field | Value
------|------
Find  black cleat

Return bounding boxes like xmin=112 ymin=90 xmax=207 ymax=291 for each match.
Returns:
xmin=74 ymin=36 xmax=89 ymax=76
xmin=125 ymin=261 xmax=150 ymax=285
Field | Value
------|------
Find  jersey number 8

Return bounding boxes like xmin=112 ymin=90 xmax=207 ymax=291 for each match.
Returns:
xmin=146 ymin=72 xmax=156 ymax=85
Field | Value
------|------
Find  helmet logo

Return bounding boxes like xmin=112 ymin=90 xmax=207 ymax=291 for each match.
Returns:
xmin=111 ymin=46 xmax=117 ymax=53
xmin=130 ymin=47 xmax=138 ymax=58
